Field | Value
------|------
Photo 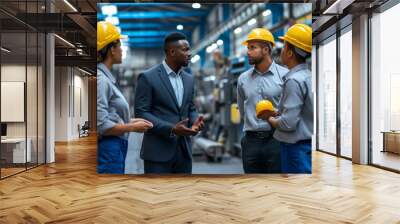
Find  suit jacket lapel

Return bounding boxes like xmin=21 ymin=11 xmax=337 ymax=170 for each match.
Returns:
xmin=157 ymin=65 xmax=180 ymax=111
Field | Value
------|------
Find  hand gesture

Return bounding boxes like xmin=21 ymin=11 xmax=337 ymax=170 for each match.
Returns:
xmin=191 ymin=116 xmax=204 ymax=132
xmin=172 ymin=119 xmax=198 ymax=136
xmin=129 ymin=118 xmax=153 ymax=132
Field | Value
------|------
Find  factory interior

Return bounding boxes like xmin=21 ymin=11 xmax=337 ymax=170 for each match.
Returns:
xmin=0 ymin=1 xmax=400 ymax=223
xmin=97 ymin=2 xmax=312 ymax=174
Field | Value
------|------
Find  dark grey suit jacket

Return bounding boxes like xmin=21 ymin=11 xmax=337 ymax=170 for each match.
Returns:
xmin=134 ymin=64 xmax=198 ymax=162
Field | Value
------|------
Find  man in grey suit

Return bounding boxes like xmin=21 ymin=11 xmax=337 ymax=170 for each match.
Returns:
xmin=134 ymin=32 xmax=204 ymax=174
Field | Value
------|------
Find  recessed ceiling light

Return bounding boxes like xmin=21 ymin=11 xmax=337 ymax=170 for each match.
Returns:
xmin=247 ymin=18 xmax=257 ymax=26
xmin=192 ymin=3 xmax=201 ymax=9
xmin=263 ymin=9 xmax=271 ymax=17
xmin=234 ymin=27 xmax=242 ymax=34
xmin=101 ymin=5 xmax=117 ymax=16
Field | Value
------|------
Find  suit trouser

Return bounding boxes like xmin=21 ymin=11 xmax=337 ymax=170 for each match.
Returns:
xmin=280 ymin=140 xmax=312 ymax=174
xmin=241 ymin=131 xmax=281 ymax=173
xmin=97 ymin=136 xmax=128 ymax=174
xmin=144 ymin=137 xmax=192 ymax=174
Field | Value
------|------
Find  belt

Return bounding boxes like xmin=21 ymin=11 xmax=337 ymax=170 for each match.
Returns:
xmin=297 ymin=139 xmax=312 ymax=144
xmin=245 ymin=130 xmax=274 ymax=139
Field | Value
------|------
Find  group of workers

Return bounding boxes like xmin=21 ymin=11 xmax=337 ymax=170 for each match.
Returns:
xmin=97 ymin=19 xmax=313 ymax=174
xmin=238 ymin=24 xmax=313 ymax=174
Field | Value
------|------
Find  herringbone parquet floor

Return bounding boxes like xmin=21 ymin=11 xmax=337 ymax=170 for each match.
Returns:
xmin=0 ymin=135 xmax=399 ymax=223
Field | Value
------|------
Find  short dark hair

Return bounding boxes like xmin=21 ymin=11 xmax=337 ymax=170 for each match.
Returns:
xmin=97 ymin=40 xmax=120 ymax=62
xmin=164 ymin=32 xmax=187 ymax=54
xmin=287 ymin=43 xmax=310 ymax=63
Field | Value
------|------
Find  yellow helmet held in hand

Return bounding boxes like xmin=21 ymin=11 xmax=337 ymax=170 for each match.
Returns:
xmin=256 ymin=100 xmax=275 ymax=117
xmin=279 ymin=24 xmax=312 ymax=53
xmin=97 ymin=21 xmax=127 ymax=51
xmin=243 ymin=28 xmax=275 ymax=47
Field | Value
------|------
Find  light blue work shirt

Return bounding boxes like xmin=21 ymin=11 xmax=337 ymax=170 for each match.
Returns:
xmin=237 ymin=61 xmax=289 ymax=132
xmin=162 ymin=60 xmax=184 ymax=107
xmin=97 ymin=63 xmax=130 ymax=140
xmin=273 ymin=63 xmax=314 ymax=144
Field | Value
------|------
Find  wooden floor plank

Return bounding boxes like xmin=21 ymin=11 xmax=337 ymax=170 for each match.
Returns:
xmin=0 ymin=135 xmax=399 ymax=223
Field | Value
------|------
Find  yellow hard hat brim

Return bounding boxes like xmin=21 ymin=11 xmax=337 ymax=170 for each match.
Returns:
xmin=279 ymin=36 xmax=311 ymax=53
xmin=242 ymin=38 xmax=275 ymax=47
xmin=256 ymin=108 xmax=275 ymax=117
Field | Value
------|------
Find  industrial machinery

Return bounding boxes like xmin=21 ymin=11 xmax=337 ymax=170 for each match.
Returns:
xmin=192 ymin=56 xmax=249 ymax=162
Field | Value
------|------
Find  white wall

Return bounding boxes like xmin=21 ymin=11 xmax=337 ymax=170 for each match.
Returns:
xmin=54 ymin=67 xmax=89 ymax=141
xmin=1 ymin=64 xmax=45 ymax=164
xmin=1 ymin=65 xmax=35 ymax=138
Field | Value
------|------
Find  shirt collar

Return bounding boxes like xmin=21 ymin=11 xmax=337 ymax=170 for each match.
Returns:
xmin=163 ymin=60 xmax=183 ymax=77
xmin=284 ymin=63 xmax=309 ymax=80
xmin=97 ymin=63 xmax=116 ymax=84
xmin=252 ymin=60 xmax=277 ymax=76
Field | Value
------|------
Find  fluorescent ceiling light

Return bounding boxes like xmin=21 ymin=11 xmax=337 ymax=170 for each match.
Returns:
xmin=54 ymin=34 xmax=75 ymax=48
xmin=192 ymin=3 xmax=201 ymax=9
xmin=206 ymin=43 xmax=218 ymax=53
xmin=78 ymin=68 xmax=92 ymax=76
xmin=105 ymin=16 xmax=119 ymax=25
xmin=234 ymin=27 xmax=242 ymax=34
xmin=191 ymin=54 xmax=200 ymax=63
xmin=101 ymin=5 xmax=117 ymax=16
xmin=323 ymin=0 xmax=354 ymax=14
xmin=263 ymin=9 xmax=271 ymax=17
xmin=1 ymin=47 xmax=11 ymax=53
xmin=217 ymin=39 xmax=223 ymax=46
xmin=177 ymin=25 xmax=183 ymax=30
xmin=63 ymin=0 xmax=78 ymax=12
xmin=247 ymin=18 xmax=257 ymax=26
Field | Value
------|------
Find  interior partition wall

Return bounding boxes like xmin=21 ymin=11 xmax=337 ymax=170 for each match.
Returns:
xmin=0 ymin=0 xmax=46 ymax=179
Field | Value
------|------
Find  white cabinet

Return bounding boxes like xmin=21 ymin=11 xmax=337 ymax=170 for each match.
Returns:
xmin=1 ymin=138 xmax=31 ymax=163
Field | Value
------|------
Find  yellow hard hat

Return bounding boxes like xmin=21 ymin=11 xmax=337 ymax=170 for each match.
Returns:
xmin=242 ymin=28 xmax=275 ymax=47
xmin=256 ymin=100 xmax=275 ymax=117
xmin=97 ymin=21 xmax=127 ymax=52
xmin=279 ymin=24 xmax=312 ymax=53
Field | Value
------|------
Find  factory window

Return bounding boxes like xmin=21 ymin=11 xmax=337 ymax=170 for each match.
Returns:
xmin=370 ymin=2 xmax=400 ymax=171
xmin=339 ymin=27 xmax=352 ymax=159
xmin=317 ymin=35 xmax=337 ymax=155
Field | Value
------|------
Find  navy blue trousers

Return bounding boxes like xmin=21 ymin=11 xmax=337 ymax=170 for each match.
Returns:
xmin=97 ymin=136 xmax=128 ymax=174
xmin=144 ymin=137 xmax=192 ymax=174
xmin=280 ymin=140 xmax=312 ymax=174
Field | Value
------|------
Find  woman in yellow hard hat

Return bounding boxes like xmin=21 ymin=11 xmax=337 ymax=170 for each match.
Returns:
xmin=97 ymin=21 xmax=153 ymax=174
xmin=265 ymin=24 xmax=313 ymax=174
